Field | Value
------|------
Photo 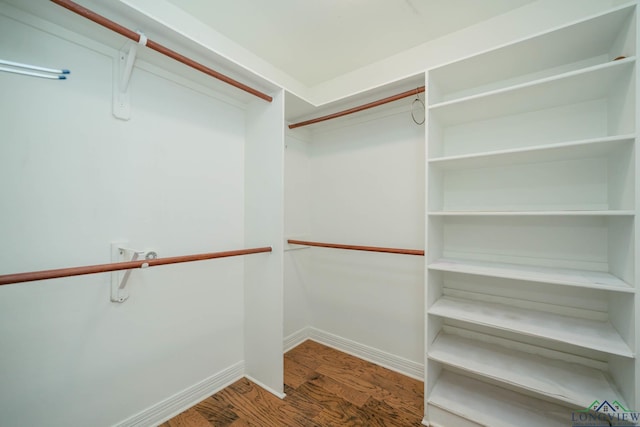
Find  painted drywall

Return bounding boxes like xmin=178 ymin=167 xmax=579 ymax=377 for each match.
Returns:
xmin=302 ymin=109 xmax=426 ymax=364
xmin=0 ymin=11 xmax=247 ymax=427
xmin=284 ymin=130 xmax=312 ymax=340
xmin=244 ymin=90 xmax=285 ymax=396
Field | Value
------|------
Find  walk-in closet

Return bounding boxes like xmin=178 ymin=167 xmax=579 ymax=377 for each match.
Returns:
xmin=0 ymin=1 xmax=638 ymax=426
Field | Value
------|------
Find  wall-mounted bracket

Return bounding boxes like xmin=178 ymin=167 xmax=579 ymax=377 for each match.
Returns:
xmin=113 ymin=32 xmax=146 ymax=121
xmin=110 ymin=241 xmax=157 ymax=303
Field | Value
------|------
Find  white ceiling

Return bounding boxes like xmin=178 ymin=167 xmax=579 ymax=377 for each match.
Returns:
xmin=164 ymin=0 xmax=536 ymax=86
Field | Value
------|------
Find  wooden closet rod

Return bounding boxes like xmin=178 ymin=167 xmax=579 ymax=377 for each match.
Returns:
xmin=288 ymin=86 xmax=425 ymax=129
xmin=288 ymin=239 xmax=424 ymax=256
xmin=0 ymin=246 xmax=272 ymax=286
xmin=50 ymin=0 xmax=273 ymax=102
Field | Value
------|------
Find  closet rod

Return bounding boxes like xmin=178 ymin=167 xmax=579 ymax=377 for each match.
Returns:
xmin=288 ymin=239 xmax=424 ymax=256
xmin=288 ymin=86 xmax=425 ymax=129
xmin=0 ymin=246 xmax=272 ymax=286
xmin=49 ymin=0 xmax=273 ymax=102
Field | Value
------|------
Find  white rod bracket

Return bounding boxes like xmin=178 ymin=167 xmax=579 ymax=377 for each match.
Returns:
xmin=120 ymin=43 xmax=137 ymax=92
xmin=113 ymin=41 xmax=138 ymax=120
xmin=110 ymin=241 xmax=157 ymax=303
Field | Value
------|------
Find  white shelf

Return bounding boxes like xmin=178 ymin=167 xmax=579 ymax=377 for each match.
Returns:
xmin=428 ymin=258 xmax=633 ymax=293
xmin=428 ymin=370 xmax=570 ymax=427
xmin=428 ymin=210 xmax=635 ymax=216
xmin=429 ymin=297 xmax=633 ymax=357
xmin=428 ymin=4 xmax=636 ymax=103
xmin=428 ymin=135 xmax=635 ymax=170
xmin=429 ymin=332 xmax=626 ymax=410
xmin=429 ymin=57 xmax=635 ymax=125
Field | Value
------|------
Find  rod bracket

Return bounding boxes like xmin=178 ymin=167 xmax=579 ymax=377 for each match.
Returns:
xmin=110 ymin=241 xmax=157 ymax=303
xmin=112 ymin=40 xmax=139 ymax=120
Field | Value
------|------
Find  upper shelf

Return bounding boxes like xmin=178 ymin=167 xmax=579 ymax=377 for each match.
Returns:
xmin=428 ymin=135 xmax=635 ymax=169
xmin=429 ymin=258 xmax=633 ymax=293
xmin=429 ymin=296 xmax=634 ymax=358
xmin=428 ymin=4 xmax=636 ymax=104
xmin=429 ymin=57 xmax=635 ymax=126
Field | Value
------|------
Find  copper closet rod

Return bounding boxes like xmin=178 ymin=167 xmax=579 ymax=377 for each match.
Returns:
xmin=288 ymin=239 xmax=424 ymax=256
xmin=289 ymin=86 xmax=426 ymax=129
xmin=50 ymin=0 xmax=272 ymax=102
xmin=0 ymin=246 xmax=272 ymax=286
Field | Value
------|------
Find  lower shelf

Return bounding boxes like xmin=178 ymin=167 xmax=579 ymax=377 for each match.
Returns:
xmin=428 ymin=331 xmax=626 ymax=410
xmin=428 ymin=296 xmax=633 ymax=357
xmin=428 ymin=370 xmax=571 ymax=427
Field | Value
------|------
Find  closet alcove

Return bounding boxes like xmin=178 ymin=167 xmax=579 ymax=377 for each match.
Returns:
xmin=283 ymin=75 xmax=426 ymax=377
xmin=0 ymin=1 xmax=638 ymax=426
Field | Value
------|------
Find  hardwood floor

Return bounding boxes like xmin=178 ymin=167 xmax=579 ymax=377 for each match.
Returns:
xmin=160 ymin=340 xmax=424 ymax=426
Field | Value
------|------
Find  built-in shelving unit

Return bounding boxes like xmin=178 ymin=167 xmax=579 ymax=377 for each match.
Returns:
xmin=424 ymin=3 xmax=638 ymax=426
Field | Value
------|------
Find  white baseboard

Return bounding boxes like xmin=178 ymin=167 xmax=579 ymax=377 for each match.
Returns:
xmin=296 ymin=327 xmax=424 ymax=380
xmin=244 ymin=375 xmax=287 ymax=399
xmin=115 ymin=361 xmax=244 ymax=427
xmin=283 ymin=327 xmax=311 ymax=352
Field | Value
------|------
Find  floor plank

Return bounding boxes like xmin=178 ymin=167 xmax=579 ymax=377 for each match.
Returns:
xmin=162 ymin=408 xmax=212 ymax=427
xmin=160 ymin=340 xmax=424 ymax=426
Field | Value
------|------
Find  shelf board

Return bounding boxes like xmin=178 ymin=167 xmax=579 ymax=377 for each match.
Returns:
xmin=428 ymin=258 xmax=633 ymax=293
xmin=428 ymin=210 xmax=635 ymax=216
xmin=428 ymin=4 xmax=636 ymax=104
xmin=429 ymin=332 xmax=626 ymax=410
xmin=428 ymin=370 xmax=570 ymax=427
xmin=428 ymin=135 xmax=635 ymax=170
xmin=429 ymin=57 xmax=635 ymax=125
xmin=429 ymin=297 xmax=634 ymax=357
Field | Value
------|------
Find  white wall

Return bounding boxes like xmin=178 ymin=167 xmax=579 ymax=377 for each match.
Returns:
xmin=284 ymin=129 xmax=312 ymax=341
xmin=244 ymin=90 xmax=285 ymax=396
xmin=285 ymin=108 xmax=425 ymax=366
xmin=0 ymin=10 xmax=248 ymax=427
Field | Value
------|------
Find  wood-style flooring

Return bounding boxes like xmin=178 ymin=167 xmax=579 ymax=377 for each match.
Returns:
xmin=160 ymin=340 xmax=424 ymax=426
